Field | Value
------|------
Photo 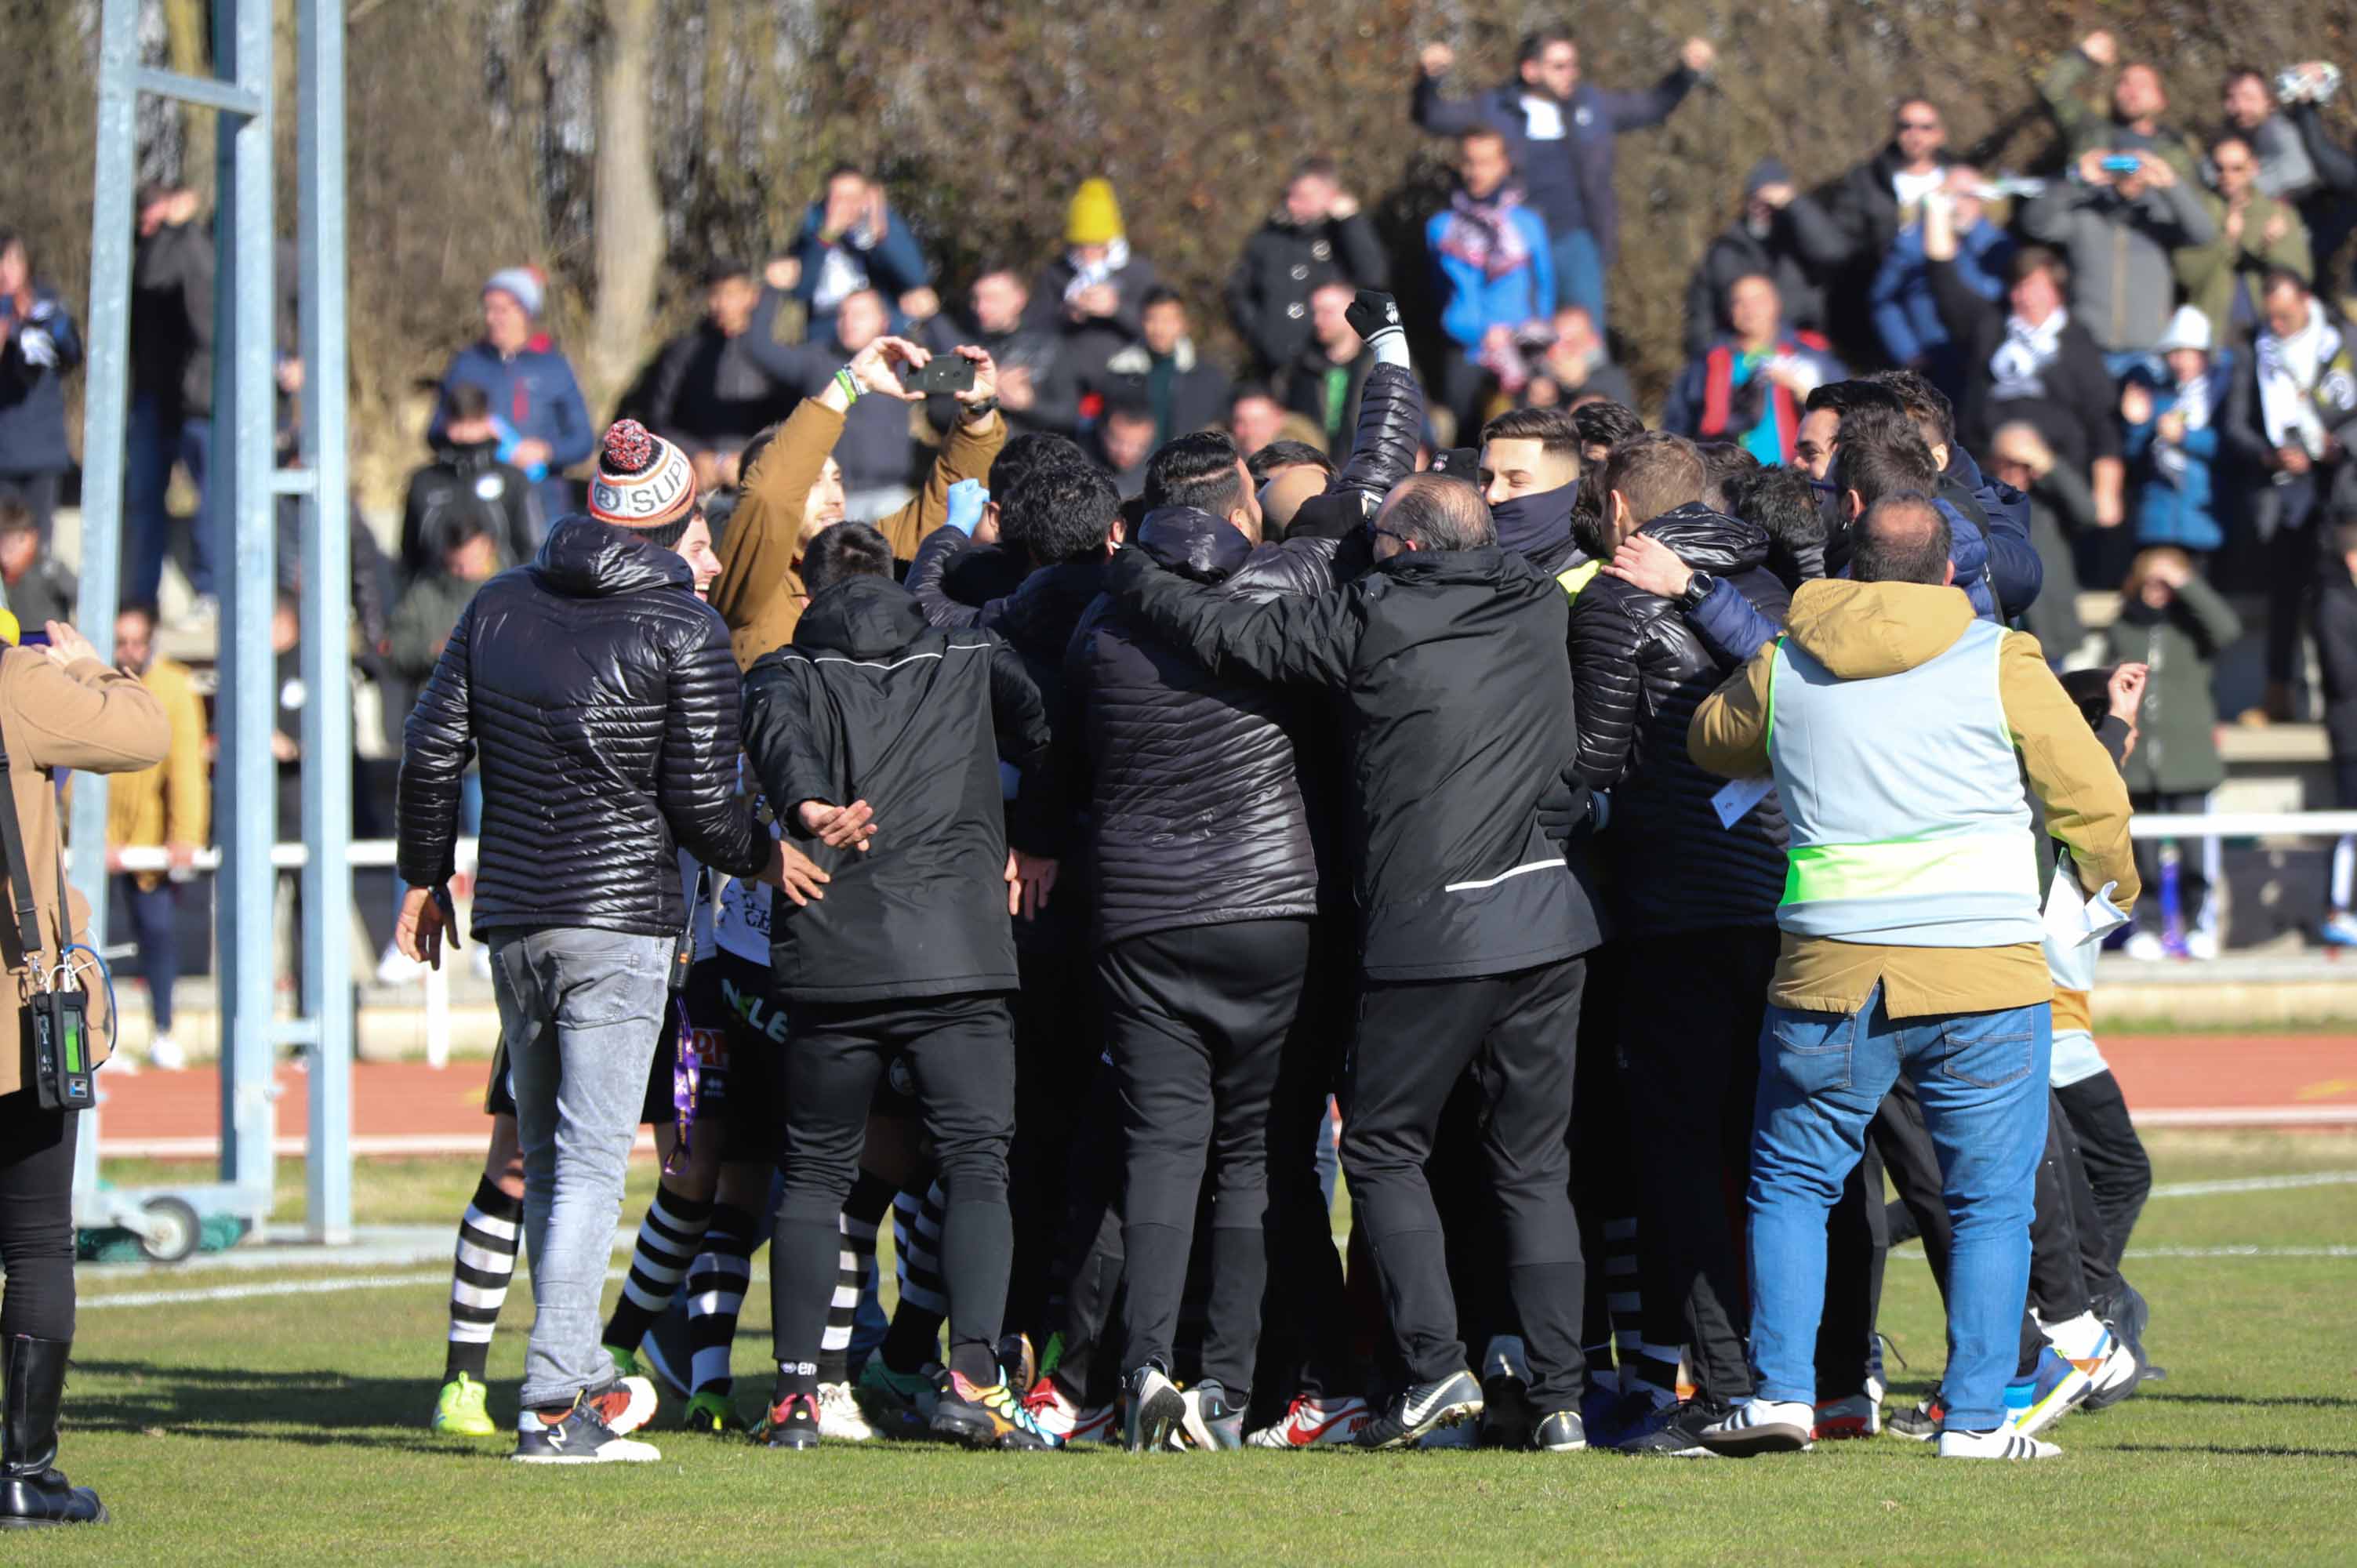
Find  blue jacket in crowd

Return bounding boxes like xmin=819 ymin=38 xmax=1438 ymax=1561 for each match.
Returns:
xmin=1870 ymin=220 xmax=2014 ymax=389
xmin=0 ymin=286 xmax=83 ymax=475
xmin=2123 ymin=354 xmax=2235 ymax=554
xmin=427 ymin=336 xmax=594 ymax=523
xmin=787 ymin=201 xmax=932 ymax=314
xmin=1427 ymin=206 xmax=1556 ymax=350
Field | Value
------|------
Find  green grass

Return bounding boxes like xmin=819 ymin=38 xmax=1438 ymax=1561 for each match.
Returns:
xmin=25 ymin=1133 xmax=2357 ymax=1565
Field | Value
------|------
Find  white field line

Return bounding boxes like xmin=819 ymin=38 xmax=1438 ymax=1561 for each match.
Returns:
xmin=82 ymin=1265 xmax=630 ymax=1312
xmin=2148 ymin=1171 xmax=2357 ymax=1199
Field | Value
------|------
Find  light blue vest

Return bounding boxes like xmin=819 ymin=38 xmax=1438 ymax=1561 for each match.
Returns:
xmin=1765 ymin=619 xmax=2043 ymax=947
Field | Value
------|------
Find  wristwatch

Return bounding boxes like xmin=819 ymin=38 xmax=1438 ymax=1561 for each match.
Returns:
xmin=1678 ymin=570 xmax=1716 ymax=611
xmin=961 ymin=396 xmax=1001 ymax=423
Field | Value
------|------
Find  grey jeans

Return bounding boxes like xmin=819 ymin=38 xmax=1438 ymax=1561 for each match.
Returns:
xmin=489 ymin=925 xmax=674 ymax=1410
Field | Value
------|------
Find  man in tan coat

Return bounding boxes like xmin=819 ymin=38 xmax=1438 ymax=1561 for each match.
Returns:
xmin=0 ymin=617 xmax=169 ymax=1530
xmin=710 ymin=338 xmax=1005 ymax=670
xmin=103 ymin=604 xmax=209 ymax=1069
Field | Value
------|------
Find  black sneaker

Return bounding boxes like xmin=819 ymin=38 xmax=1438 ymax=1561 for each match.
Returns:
xmin=1532 ymin=1410 xmax=1588 ymax=1452
xmin=1887 ymin=1395 xmax=1945 ymax=1440
xmin=1180 ymin=1378 xmax=1244 ymax=1451
xmin=754 ymin=1392 xmax=821 ymax=1450
xmin=1612 ymin=1398 xmax=1727 ymax=1457
xmin=1352 ymin=1370 xmax=1484 ymax=1451
xmin=1478 ymin=1373 xmax=1535 ymax=1449
xmin=510 ymin=1393 xmax=662 ymax=1464
xmin=1124 ymin=1367 xmax=1189 ymax=1452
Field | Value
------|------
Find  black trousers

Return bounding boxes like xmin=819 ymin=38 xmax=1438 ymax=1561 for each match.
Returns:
xmin=1619 ymin=925 xmax=1778 ymax=1404
xmin=774 ymin=994 xmax=1015 ymax=1376
xmin=1006 ymin=940 xmax=1099 ymax=1348
xmin=0 ymin=1089 xmax=78 ymax=1341
xmin=2055 ymin=1071 xmax=2152 ymax=1274
xmin=1104 ymin=918 xmax=1310 ymax=1393
xmin=1047 ymin=1062 xmax=1128 ymax=1408
xmin=1342 ymin=957 xmax=1589 ymax=1410
xmin=1254 ymin=926 xmax=1356 ymax=1409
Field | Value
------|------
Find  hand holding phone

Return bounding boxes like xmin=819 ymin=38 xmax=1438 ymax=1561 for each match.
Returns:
xmin=908 ymin=354 xmax=977 ymax=395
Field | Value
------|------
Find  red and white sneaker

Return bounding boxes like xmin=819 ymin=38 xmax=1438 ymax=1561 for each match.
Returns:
xmin=1019 ymin=1371 xmax=1117 ymax=1444
xmin=1813 ymin=1393 xmax=1881 ymax=1440
xmin=1247 ymin=1392 xmax=1371 ymax=1449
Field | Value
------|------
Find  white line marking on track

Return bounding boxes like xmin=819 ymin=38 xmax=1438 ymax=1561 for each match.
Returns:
xmin=2148 ymin=1171 xmax=2357 ymax=1199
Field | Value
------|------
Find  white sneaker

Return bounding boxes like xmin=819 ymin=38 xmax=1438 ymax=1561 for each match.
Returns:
xmin=375 ymin=942 xmax=427 ymax=986
xmin=2123 ymin=930 xmax=2166 ymax=962
xmin=148 ymin=1034 xmax=187 ymax=1071
xmin=817 ymin=1381 xmax=874 ymax=1441
xmin=1698 ymin=1397 xmax=1815 ymax=1456
xmin=1939 ymin=1426 xmax=2061 ymax=1460
xmin=2184 ymin=927 xmax=2220 ymax=961
xmin=1246 ymin=1392 xmax=1370 ymax=1448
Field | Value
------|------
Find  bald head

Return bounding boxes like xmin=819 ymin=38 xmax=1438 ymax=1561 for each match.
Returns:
xmin=1258 ymin=464 xmax=1330 ymax=536
xmin=1850 ymin=494 xmax=1952 ymax=585
xmin=1374 ymin=474 xmax=1495 ymax=559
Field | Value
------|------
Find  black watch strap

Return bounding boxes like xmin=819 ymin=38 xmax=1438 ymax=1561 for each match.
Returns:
xmin=1680 ymin=570 xmax=1716 ymax=610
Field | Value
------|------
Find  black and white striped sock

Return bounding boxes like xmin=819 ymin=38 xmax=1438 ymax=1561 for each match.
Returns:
xmin=604 ymin=1183 xmax=715 ymax=1355
xmin=687 ymin=1203 xmax=759 ymax=1396
xmin=816 ymin=1173 xmax=895 ymax=1385
xmin=442 ymin=1174 xmax=522 ymax=1383
xmin=881 ymin=1180 xmax=950 ymax=1374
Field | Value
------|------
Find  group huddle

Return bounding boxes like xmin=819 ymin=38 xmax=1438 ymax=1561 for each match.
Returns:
xmin=394 ymin=289 xmax=2155 ymax=1466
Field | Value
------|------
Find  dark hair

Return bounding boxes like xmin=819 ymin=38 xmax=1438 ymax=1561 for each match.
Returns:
xmin=735 ymin=422 xmax=784 ymax=490
xmin=2010 ymin=245 xmax=2071 ymax=292
xmin=116 ymin=601 xmax=162 ymax=633
xmin=701 ymin=256 xmax=750 ymax=287
xmin=1570 ymin=399 xmax=1643 ymax=454
xmin=1601 ymin=430 xmax=1706 ymax=526
xmin=1229 ymin=380 xmax=1280 ymax=411
xmin=988 ymin=431 xmax=1090 ymax=499
xmin=1837 ymin=415 xmax=1941 ymax=512
xmin=2262 ymin=263 xmax=2315 ymax=299
xmin=1480 ymin=405 xmax=1582 ymax=462
xmin=2210 ymin=132 xmax=2257 ymax=162
xmin=1380 ymin=474 xmax=1495 ymax=550
xmin=801 ymin=521 xmax=895 ymax=595
xmin=1517 ymin=27 xmax=1575 ymax=65
xmin=448 ymin=383 xmax=492 ymax=423
xmin=1850 ymin=494 xmax=1952 ymax=584
xmin=1102 ymin=397 xmax=1156 ymax=429
xmin=634 ymin=515 xmax=693 ymax=551
xmin=2223 ymin=64 xmax=2272 ymax=93
xmin=1865 ymin=368 xmax=1955 ymax=451
xmin=1803 ymin=379 xmax=1902 ymax=419
xmin=1697 ymin=441 xmax=1762 ymax=512
xmin=1001 ymin=461 xmax=1120 ymax=566
xmin=1724 ymin=466 xmax=1826 ymax=586
xmin=2058 ymin=666 xmax=2117 ymax=731
xmin=1141 ymin=286 xmax=1186 ymax=314
xmin=0 ymin=498 xmax=34 ymax=539
xmin=1145 ymin=430 xmax=1247 ymax=516
xmin=971 ymin=259 xmax=1026 ymax=286
xmin=1725 ymin=270 xmax=1782 ymax=307
xmin=1249 ymin=439 xmax=1334 ymax=484
xmin=441 ymin=514 xmax=492 ymax=552
xmin=1291 ymin=155 xmax=1341 ymax=183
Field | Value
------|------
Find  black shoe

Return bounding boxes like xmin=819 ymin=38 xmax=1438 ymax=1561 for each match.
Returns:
xmin=1353 ymin=1370 xmax=1484 ymax=1451
xmin=1612 ymin=1398 xmax=1727 ymax=1457
xmin=1181 ymin=1378 xmax=1244 ymax=1451
xmin=754 ymin=1392 xmax=823 ymax=1450
xmin=510 ymin=1392 xmax=661 ymax=1465
xmin=1478 ymin=1374 xmax=1535 ymax=1450
xmin=0 ymin=1337 xmax=106 ymax=1528
xmin=1124 ymin=1367 xmax=1189 ymax=1452
xmin=1532 ymin=1410 xmax=1588 ymax=1452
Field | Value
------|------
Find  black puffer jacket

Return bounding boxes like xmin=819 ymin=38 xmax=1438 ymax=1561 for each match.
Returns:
xmin=397 ymin=517 xmax=767 ymax=937
xmin=1111 ymin=542 xmax=1604 ymax=981
xmin=739 ymin=575 xmax=1053 ymax=1004
xmin=992 ymin=557 xmax=1106 ymax=953
xmin=1568 ymin=503 xmax=1791 ymax=936
xmin=1074 ymin=510 xmax=1320 ymax=948
xmin=1284 ymin=361 xmax=1425 ymax=543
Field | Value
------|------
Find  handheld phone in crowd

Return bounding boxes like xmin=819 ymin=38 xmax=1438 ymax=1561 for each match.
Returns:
xmin=30 ymin=988 xmax=93 ymax=1112
xmin=2100 ymin=154 xmax=2142 ymax=175
xmin=908 ymin=355 xmax=977 ymax=395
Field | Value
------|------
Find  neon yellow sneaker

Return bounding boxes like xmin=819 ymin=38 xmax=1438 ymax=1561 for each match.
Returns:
xmin=431 ymin=1372 xmax=496 ymax=1437
xmin=606 ymin=1345 xmax=642 ymax=1381
xmin=682 ymin=1388 xmax=744 ymax=1434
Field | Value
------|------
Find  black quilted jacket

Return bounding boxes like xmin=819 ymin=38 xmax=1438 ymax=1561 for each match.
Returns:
xmin=1071 ymin=509 xmax=1322 ymax=948
xmin=1568 ymin=503 xmax=1792 ymax=936
xmin=397 ymin=517 xmax=767 ymax=938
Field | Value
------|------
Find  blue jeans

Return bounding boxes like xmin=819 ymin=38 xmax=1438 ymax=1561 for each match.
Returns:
xmin=1746 ymin=982 xmax=2050 ymax=1432
xmin=1552 ymin=229 xmax=1607 ymax=339
xmin=124 ymin=394 xmax=216 ymax=605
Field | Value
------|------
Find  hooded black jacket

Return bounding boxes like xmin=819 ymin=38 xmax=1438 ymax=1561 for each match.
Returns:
xmin=1073 ymin=510 xmax=1320 ymax=949
xmin=739 ymin=575 xmax=1052 ymax=1004
xmin=397 ymin=517 xmax=767 ymax=936
xmin=1569 ymin=503 xmax=1791 ymax=935
xmin=1109 ymin=542 xmax=1603 ymax=981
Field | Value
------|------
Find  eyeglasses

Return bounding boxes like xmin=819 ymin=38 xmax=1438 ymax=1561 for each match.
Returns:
xmin=1897 ymin=119 xmax=1941 ymax=132
xmin=1370 ymin=524 xmax=1414 ymax=547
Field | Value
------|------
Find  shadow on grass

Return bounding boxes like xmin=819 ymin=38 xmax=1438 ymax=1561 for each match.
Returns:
xmin=68 ymin=1359 xmax=481 ymax=1451
xmin=2134 ymin=1392 xmax=2357 ymax=1410
xmin=2112 ymin=1443 xmax=2357 ymax=1460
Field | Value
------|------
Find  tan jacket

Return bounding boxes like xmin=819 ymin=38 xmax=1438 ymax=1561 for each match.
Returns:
xmin=104 ymin=655 xmax=210 ymax=891
xmin=0 ymin=648 xmax=170 ymax=1095
xmin=1691 ymin=579 xmax=2141 ymax=1018
xmin=710 ymin=401 xmax=1006 ymax=671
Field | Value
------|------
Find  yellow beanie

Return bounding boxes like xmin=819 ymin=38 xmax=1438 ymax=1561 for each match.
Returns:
xmin=0 ymin=608 xmax=20 ymax=647
xmin=1066 ymin=178 xmax=1124 ymax=247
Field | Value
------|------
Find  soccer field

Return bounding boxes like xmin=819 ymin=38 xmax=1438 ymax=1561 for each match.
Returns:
xmin=28 ymin=1131 xmax=2357 ymax=1566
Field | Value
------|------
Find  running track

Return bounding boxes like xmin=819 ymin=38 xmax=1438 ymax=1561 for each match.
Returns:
xmin=91 ymin=1034 xmax=2357 ymax=1157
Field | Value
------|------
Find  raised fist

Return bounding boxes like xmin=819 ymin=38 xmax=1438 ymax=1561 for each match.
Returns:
xmin=1345 ymin=289 xmax=1401 ymax=343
